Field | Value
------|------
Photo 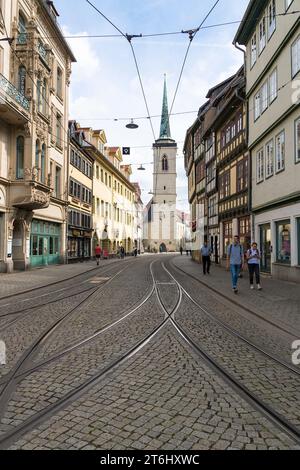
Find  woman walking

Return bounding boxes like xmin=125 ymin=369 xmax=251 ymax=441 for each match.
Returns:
xmin=246 ymin=242 xmax=262 ymax=290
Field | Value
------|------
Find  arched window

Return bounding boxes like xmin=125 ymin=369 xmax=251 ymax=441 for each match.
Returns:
xmin=18 ymin=65 xmax=26 ymax=96
xmin=16 ymin=136 xmax=24 ymax=179
xmin=162 ymin=155 xmax=168 ymax=172
xmin=41 ymin=144 xmax=46 ymax=183
xmin=18 ymin=13 xmax=27 ymax=44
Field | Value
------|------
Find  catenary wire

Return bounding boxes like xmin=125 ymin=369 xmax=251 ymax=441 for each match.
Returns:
xmin=86 ymin=0 xmax=157 ymax=141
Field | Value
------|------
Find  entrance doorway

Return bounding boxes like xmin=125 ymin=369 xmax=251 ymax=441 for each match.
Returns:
xmin=260 ymin=224 xmax=271 ymax=273
xmin=12 ymin=220 xmax=25 ymax=270
xmin=160 ymin=243 xmax=167 ymax=253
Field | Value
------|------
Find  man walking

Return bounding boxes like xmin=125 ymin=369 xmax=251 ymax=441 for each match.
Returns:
xmin=201 ymin=241 xmax=212 ymax=275
xmin=227 ymin=235 xmax=244 ymax=294
xmin=95 ymin=244 xmax=102 ymax=266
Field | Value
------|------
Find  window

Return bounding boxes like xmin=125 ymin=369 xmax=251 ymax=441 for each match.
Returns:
xmin=265 ymin=139 xmax=274 ymax=178
xmin=259 ymin=17 xmax=266 ymax=54
xmin=261 ymin=81 xmax=268 ymax=112
xmin=275 ymin=131 xmax=285 ymax=172
xmin=57 ymin=67 xmax=63 ymax=98
xmin=251 ymin=33 xmax=257 ymax=67
xmin=41 ymin=78 xmax=47 ymax=115
xmin=219 ymin=172 xmax=230 ymax=199
xmin=257 ymin=148 xmax=264 ymax=183
xmin=162 ymin=155 xmax=168 ymax=171
xmin=226 ymin=126 xmax=231 ymax=144
xmin=276 ymin=221 xmax=291 ymax=264
xmin=35 ymin=140 xmax=40 ymax=170
xmin=237 ymin=159 xmax=247 ymax=192
xmin=18 ymin=65 xmax=26 ymax=96
xmin=105 ymin=172 xmax=108 ymax=185
xmin=286 ymin=0 xmax=294 ymax=11
xmin=237 ymin=114 xmax=243 ymax=133
xmin=55 ymin=166 xmax=61 ymax=198
xmin=16 ymin=136 xmax=24 ymax=179
xmin=109 ymin=175 xmax=111 ymax=187
xmin=101 ymin=200 xmax=104 ymax=217
xmin=254 ymin=92 xmax=260 ymax=120
xmin=56 ymin=114 xmax=62 ymax=147
xmin=101 ymin=169 xmax=103 ymax=182
xmin=18 ymin=12 xmax=27 ymax=44
xmin=223 ymin=221 xmax=233 ymax=255
xmin=292 ymin=36 xmax=300 ymax=78
xmin=96 ymin=166 xmax=99 ymax=179
xmin=231 ymin=122 xmax=236 ymax=139
xmin=268 ymin=0 xmax=276 ymax=39
xmin=295 ymin=118 xmax=300 ymax=163
xmin=41 ymin=144 xmax=46 ymax=183
xmin=269 ymin=68 xmax=277 ymax=103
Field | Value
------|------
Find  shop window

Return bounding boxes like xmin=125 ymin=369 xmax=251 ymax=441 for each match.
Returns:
xmin=276 ymin=220 xmax=291 ymax=264
xmin=32 ymin=235 xmax=38 ymax=256
xmin=38 ymin=237 xmax=43 ymax=256
xmin=49 ymin=237 xmax=54 ymax=255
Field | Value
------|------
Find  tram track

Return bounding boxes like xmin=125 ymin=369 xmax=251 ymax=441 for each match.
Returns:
xmin=170 ymin=258 xmax=300 ymax=338
xmin=0 ymin=257 xmax=299 ymax=449
xmin=161 ymin=262 xmax=300 ymax=445
xmin=0 ymin=258 xmax=136 ymax=319
xmin=0 ymin=259 xmax=178 ymax=449
xmin=0 ymin=262 xmax=132 ymax=332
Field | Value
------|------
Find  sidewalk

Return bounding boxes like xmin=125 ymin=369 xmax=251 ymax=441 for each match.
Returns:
xmin=0 ymin=258 xmax=122 ymax=299
xmin=173 ymin=256 xmax=300 ymax=332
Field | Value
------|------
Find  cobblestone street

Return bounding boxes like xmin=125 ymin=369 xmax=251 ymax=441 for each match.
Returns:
xmin=0 ymin=255 xmax=299 ymax=450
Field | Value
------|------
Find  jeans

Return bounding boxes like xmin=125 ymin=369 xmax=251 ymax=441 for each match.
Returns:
xmin=248 ymin=264 xmax=260 ymax=285
xmin=202 ymin=256 xmax=211 ymax=274
xmin=230 ymin=264 xmax=241 ymax=288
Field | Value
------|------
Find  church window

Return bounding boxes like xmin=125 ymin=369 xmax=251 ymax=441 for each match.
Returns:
xmin=162 ymin=155 xmax=168 ymax=171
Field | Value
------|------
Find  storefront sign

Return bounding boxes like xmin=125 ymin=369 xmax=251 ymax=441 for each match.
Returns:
xmin=72 ymin=230 xmax=81 ymax=237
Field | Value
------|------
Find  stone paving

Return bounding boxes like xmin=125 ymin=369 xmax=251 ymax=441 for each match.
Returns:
xmin=8 ymin=326 xmax=296 ymax=450
xmin=173 ymin=256 xmax=300 ymax=332
xmin=0 ymin=256 xmax=137 ymax=299
xmin=0 ymin=255 xmax=298 ymax=450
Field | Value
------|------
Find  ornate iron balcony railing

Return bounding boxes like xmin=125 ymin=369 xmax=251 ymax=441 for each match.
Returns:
xmin=0 ymin=73 xmax=30 ymax=112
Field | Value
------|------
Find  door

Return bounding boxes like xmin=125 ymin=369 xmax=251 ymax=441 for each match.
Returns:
xmin=260 ymin=224 xmax=271 ymax=273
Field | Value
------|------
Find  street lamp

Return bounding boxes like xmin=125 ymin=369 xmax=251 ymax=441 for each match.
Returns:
xmin=126 ymin=119 xmax=139 ymax=129
xmin=138 ymin=164 xmax=146 ymax=170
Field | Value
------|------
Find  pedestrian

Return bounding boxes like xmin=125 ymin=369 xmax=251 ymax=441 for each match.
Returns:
xmin=134 ymin=247 xmax=138 ymax=257
xmin=246 ymin=242 xmax=262 ymax=290
xmin=120 ymin=246 xmax=125 ymax=259
xmin=95 ymin=244 xmax=102 ymax=266
xmin=226 ymin=235 xmax=244 ymax=294
xmin=180 ymin=246 xmax=183 ymax=256
xmin=201 ymin=241 xmax=212 ymax=275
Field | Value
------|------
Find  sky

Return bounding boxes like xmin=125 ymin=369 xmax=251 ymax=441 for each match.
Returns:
xmin=55 ymin=0 xmax=250 ymax=211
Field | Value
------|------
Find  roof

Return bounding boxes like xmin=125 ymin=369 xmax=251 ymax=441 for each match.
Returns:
xmin=206 ymin=74 xmax=236 ymax=99
xmin=233 ymin=0 xmax=269 ymax=45
xmin=159 ymin=75 xmax=171 ymax=140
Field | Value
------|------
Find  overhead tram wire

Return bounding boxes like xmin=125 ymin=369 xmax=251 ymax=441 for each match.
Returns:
xmin=86 ymin=0 xmax=156 ymax=142
xmin=169 ymin=0 xmax=221 ymax=117
xmin=19 ymin=10 xmax=300 ymax=42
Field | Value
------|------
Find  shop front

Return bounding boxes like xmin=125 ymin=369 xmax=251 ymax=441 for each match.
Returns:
xmin=260 ymin=223 xmax=272 ymax=273
xmin=68 ymin=229 xmax=92 ymax=262
xmin=30 ymin=219 xmax=61 ymax=267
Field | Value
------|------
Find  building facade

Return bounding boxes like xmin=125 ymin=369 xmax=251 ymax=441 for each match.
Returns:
xmin=0 ymin=0 xmax=75 ymax=271
xmin=80 ymin=129 xmax=136 ymax=256
xmin=213 ymin=68 xmax=250 ymax=260
xmin=67 ymin=121 xmax=94 ymax=262
xmin=234 ymin=0 xmax=300 ymax=281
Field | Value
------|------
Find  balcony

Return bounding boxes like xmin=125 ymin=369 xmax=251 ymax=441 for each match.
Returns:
xmin=10 ymin=169 xmax=51 ymax=211
xmin=0 ymin=73 xmax=30 ymax=124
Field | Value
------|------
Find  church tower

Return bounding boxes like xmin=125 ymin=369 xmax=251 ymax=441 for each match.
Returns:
xmin=147 ymin=76 xmax=177 ymax=253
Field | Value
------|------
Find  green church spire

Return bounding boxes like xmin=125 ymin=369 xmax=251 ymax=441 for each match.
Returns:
xmin=159 ymin=75 xmax=171 ymax=139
